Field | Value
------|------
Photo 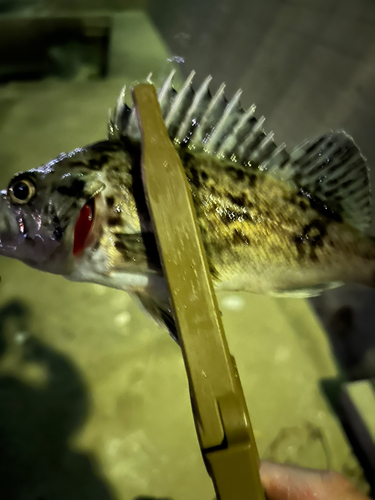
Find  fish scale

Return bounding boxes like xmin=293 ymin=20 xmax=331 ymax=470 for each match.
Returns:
xmin=0 ymin=71 xmax=374 ymax=336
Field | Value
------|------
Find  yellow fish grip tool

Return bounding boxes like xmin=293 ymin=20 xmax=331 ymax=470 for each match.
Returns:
xmin=132 ymin=83 xmax=265 ymax=500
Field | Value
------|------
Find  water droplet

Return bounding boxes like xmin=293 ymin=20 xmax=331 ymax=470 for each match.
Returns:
xmin=167 ymin=55 xmax=185 ymax=64
xmin=14 ymin=331 xmax=28 ymax=344
xmin=221 ymin=295 xmax=245 ymax=311
xmin=114 ymin=311 xmax=131 ymax=327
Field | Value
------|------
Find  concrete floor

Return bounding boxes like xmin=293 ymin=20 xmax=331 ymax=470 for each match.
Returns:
xmin=0 ymin=8 xmax=372 ymax=500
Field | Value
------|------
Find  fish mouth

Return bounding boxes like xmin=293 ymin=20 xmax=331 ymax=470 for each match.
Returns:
xmin=73 ymin=195 xmax=101 ymax=256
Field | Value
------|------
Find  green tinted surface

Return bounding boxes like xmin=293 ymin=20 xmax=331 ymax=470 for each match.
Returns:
xmin=0 ymin=10 xmax=367 ymax=500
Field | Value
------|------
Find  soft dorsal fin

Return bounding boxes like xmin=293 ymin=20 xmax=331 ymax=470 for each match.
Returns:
xmin=272 ymin=132 xmax=372 ymax=231
xmin=108 ymin=71 xmax=372 ymax=231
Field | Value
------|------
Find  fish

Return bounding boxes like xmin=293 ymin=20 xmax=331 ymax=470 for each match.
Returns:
xmin=0 ymin=69 xmax=374 ymax=338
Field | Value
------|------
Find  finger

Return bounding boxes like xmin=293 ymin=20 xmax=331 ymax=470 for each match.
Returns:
xmin=260 ymin=461 xmax=369 ymax=500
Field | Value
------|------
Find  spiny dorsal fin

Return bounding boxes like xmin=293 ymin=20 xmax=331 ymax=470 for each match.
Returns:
xmin=108 ymin=71 xmax=371 ymax=231
xmin=108 ymin=70 xmax=288 ymax=169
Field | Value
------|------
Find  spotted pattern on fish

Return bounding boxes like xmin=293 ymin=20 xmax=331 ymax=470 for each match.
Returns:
xmin=0 ymin=72 xmax=374 ymax=337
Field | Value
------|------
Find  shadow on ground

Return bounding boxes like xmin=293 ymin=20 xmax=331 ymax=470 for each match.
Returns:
xmin=311 ymin=286 xmax=375 ymax=380
xmin=0 ymin=300 xmax=116 ymax=500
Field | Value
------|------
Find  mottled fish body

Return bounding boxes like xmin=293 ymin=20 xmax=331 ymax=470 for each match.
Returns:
xmin=0 ymin=71 xmax=374 ymax=334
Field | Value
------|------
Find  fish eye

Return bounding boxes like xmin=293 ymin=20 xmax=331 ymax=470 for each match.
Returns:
xmin=8 ymin=178 xmax=36 ymax=205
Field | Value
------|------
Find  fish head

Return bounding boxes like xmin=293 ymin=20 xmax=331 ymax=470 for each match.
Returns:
xmin=0 ymin=140 xmax=149 ymax=280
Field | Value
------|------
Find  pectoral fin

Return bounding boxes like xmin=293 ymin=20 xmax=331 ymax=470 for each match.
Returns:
xmin=134 ymin=291 xmax=178 ymax=342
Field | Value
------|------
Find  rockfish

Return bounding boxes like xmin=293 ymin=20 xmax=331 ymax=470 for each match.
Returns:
xmin=0 ymin=70 xmax=374 ymax=336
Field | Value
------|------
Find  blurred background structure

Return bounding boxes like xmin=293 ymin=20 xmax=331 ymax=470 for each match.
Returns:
xmin=0 ymin=0 xmax=374 ymax=498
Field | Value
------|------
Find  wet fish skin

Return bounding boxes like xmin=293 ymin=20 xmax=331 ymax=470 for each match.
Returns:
xmin=182 ymin=148 xmax=375 ymax=294
xmin=0 ymin=72 xmax=374 ymax=335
